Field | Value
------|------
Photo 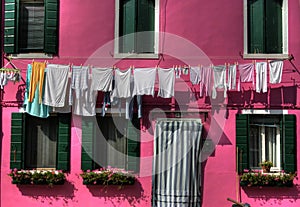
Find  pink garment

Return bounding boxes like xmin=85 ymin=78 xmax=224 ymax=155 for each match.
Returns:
xmin=238 ymin=63 xmax=254 ymax=91
xmin=200 ymin=66 xmax=212 ymax=97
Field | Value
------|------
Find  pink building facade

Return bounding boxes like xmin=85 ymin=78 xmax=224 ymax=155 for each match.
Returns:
xmin=1 ymin=0 xmax=300 ymax=206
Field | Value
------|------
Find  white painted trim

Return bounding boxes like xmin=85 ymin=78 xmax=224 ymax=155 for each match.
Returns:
xmin=243 ymin=0 xmax=288 ymax=57
xmin=242 ymin=109 xmax=288 ymax=114
xmin=114 ymin=0 xmax=159 ymax=59
xmin=9 ymin=53 xmax=53 ymax=59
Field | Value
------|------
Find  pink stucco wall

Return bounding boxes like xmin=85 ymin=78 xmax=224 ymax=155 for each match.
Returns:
xmin=2 ymin=0 xmax=300 ymax=206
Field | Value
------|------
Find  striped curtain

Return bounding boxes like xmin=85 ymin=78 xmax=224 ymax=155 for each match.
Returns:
xmin=152 ymin=119 xmax=202 ymax=207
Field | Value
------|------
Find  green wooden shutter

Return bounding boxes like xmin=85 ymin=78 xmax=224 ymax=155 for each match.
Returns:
xmin=44 ymin=0 xmax=58 ymax=54
xmin=127 ymin=116 xmax=140 ymax=172
xmin=119 ymin=0 xmax=136 ymax=53
xmin=81 ymin=117 xmax=94 ymax=171
xmin=248 ymin=0 xmax=264 ymax=54
xmin=10 ymin=113 xmax=24 ymax=170
xmin=236 ymin=114 xmax=249 ymax=174
xmin=4 ymin=0 xmax=17 ymax=54
xmin=57 ymin=113 xmax=71 ymax=171
xmin=283 ymin=115 xmax=296 ymax=173
xmin=265 ymin=0 xmax=282 ymax=53
xmin=136 ymin=0 xmax=155 ymax=53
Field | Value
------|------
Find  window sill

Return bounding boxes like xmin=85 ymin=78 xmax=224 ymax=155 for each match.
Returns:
xmin=243 ymin=53 xmax=291 ymax=60
xmin=8 ymin=53 xmax=53 ymax=59
xmin=114 ymin=53 xmax=159 ymax=59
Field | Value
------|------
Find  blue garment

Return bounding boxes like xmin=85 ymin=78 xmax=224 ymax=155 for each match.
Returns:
xmin=24 ymin=64 xmax=49 ymax=118
xmin=101 ymin=91 xmax=111 ymax=117
xmin=125 ymin=95 xmax=142 ymax=120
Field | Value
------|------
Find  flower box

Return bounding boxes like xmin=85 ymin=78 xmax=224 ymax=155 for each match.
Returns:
xmin=240 ymin=170 xmax=296 ymax=187
xmin=9 ymin=169 xmax=66 ymax=186
xmin=80 ymin=168 xmax=136 ymax=185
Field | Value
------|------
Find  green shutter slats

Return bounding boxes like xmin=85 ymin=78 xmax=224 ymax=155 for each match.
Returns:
xmin=265 ymin=0 xmax=282 ymax=53
xmin=10 ymin=113 xmax=24 ymax=170
xmin=284 ymin=115 xmax=296 ymax=173
xmin=248 ymin=0 xmax=264 ymax=54
xmin=4 ymin=0 xmax=17 ymax=54
xmin=136 ymin=0 xmax=155 ymax=53
xmin=119 ymin=0 xmax=136 ymax=53
xmin=44 ymin=0 xmax=58 ymax=54
xmin=57 ymin=113 xmax=71 ymax=171
xmin=81 ymin=117 xmax=94 ymax=171
xmin=236 ymin=114 xmax=249 ymax=174
xmin=127 ymin=116 xmax=140 ymax=172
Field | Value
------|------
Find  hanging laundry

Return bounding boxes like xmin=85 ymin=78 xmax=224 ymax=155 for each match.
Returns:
xmin=212 ymin=65 xmax=227 ymax=99
xmin=238 ymin=63 xmax=254 ymax=91
xmin=111 ymin=68 xmax=131 ymax=99
xmin=200 ymin=66 xmax=212 ymax=97
xmin=0 ymin=72 xmax=7 ymax=89
xmin=101 ymin=91 xmax=111 ymax=117
xmin=133 ymin=68 xmax=156 ymax=97
xmin=255 ymin=62 xmax=268 ymax=93
xmin=72 ymin=74 xmax=97 ymax=116
xmin=190 ymin=66 xmax=202 ymax=85
xmin=52 ymin=74 xmax=72 ymax=113
xmin=91 ymin=67 xmax=113 ymax=92
xmin=43 ymin=64 xmax=70 ymax=107
xmin=28 ymin=61 xmax=46 ymax=103
xmin=158 ymin=68 xmax=175 ymax=98
xmin=269 ymin=60 xmax=283 ymax=84
xmin=175 ymin=66 xmax=182 ymax=79
xmin=24 ymin=64 xmax=49 ymax=118
xmin=228 ymin=64 xmax=237 ymax=90
xmin=69 ymin=65 xmax=89 ymax=105
xmin=126 ymin=95 xmax=143 ymax=120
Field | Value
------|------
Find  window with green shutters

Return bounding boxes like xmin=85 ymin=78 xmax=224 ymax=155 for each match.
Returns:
xmin=236 ymin=114 xmax=296 ymax=174
xmin=115 ymin=0 xmax=158 ymax=57
xmin=4 ymin=0 xmax=59 ymax=55
xmin=81 ymin=115 xmax=140 ymax=172
xmin=244 ymin=0 xmax=288 ymax=57
xmin=10 ymin=113 xmax=71 ymax=171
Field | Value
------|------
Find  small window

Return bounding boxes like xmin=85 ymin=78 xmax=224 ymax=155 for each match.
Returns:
xmin=25 ymin=115 xmax=57 ymax=169
xmin=114 ymin=0 xmax=159 ymax=58
xmin=81 ymin=115 xmax=140 ymax=172
xmin=243 ymin=0 xmax=288 ymax=58
xmin=10 ymin=113 xmax=71 ymax=171
xmin=236 ymin=114 xmax=296 ymax=173
xmin=4 ymin=0 xmax=59 ymax=56
xmin=249 ymin=116 xmax=281 ymax=169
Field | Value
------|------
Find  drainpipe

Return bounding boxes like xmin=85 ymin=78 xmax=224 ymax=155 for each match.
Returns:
xmin=0 ymin=0 xmax=3 ymax=206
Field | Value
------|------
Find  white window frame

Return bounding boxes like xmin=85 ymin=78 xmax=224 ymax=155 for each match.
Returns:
xmin=243 ymin=0 xmax=289 ymax=59
xmin=114 ymin=0 xmax=160 ymax=59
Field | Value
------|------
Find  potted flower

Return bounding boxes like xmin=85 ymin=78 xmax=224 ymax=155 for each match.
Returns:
xmin=260 ymin=160 xmax=273 ymax=173
xmin=240 ymin=169 xmax=296 ymax=187
xmin=8 ymin=169 xmax=66 ymax=186
xmin=80 ymin=167 xmax=136 ymax=186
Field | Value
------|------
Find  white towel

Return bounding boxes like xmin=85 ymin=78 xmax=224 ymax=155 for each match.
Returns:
xmin=69 ymin=65 xmax=89 ymax=105
xmin=158 ymin=68 xmax=175 ymax=98
xmin=133 ymin=68 xmax=156 ymax=97
xmin=43 ymin=64 xmax=70 ymax=107
xmin=269 ymin=60 xmax=283 ymax=84
xmin=91 ymin=67 xmax=113 ymax=92
xmin=255 ymin=62 xmax=268 ymax=93
xmin=111 ymin=68 xmax=132 ymax=98
xmin=190 ymin=66 xmax=201 ymax=85
xmin=238 ymin=63 xmax=254 ymax=91
xmin=228 ymin=64 xmax=237 ymax=90
xmin=212 ymin=65 xmax=227 ymax=99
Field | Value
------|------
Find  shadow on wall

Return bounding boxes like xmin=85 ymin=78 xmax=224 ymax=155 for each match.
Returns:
xmin=85 ymin=180 xmax=148 ymax=207
xmin=242 ymin=184 xmax=300 ymax=205
xmin=15 ymin=181 xmax=78 ymax=205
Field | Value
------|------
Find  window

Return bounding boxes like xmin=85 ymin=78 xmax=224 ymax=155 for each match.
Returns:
xmin=236 ymin=114 xmax=296 ymax=173
xmin=4 ymin=0 xmax=59 ymax=56
xmin=243 ymin=0 xmax=288 ymax=58
xmin=81 ymin=115 xmax=140 ymax=172
xmin=10 ymin=113 xmax=71 ymax=170
xmin=114 ymin=0 xmax=159 ymax=58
